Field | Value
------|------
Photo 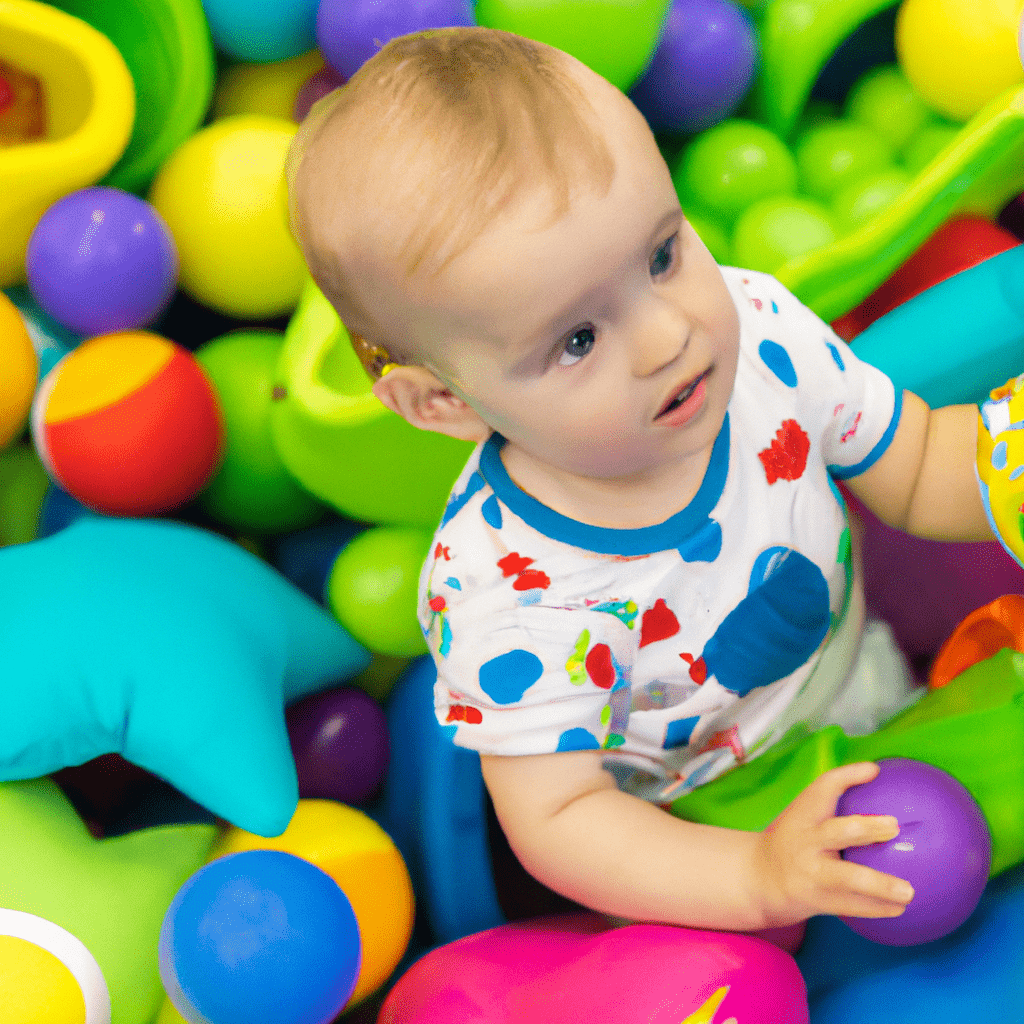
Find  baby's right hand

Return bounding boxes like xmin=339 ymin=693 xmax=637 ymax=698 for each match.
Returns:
xmin=752 ymin=761 xmax=915 ymax=926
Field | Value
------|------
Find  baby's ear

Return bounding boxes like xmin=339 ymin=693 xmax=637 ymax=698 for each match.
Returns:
xmin=372 ymin=366 xmax=491 ymax=443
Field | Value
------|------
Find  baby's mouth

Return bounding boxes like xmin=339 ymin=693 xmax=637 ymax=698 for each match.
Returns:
xmin=656 ymin=368 xmax=710 ymax=419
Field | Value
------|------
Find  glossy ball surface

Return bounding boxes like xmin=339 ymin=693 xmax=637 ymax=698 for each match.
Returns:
xmin=838 ymin=758 xmax=991 ymax=946
xmin=159 ymin=849 xmax=361 ymax=1024
xmin=26 ymin=187 xmax=177 ymax=336
xmin=287 ymin=686 xmax=390 ymax=804
xmin=629 ymin=0 xmax=757 ymax=134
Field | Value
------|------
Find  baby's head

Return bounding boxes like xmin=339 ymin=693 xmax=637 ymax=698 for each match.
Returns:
xmin=288 ymin=27 xmax=740 ymax=486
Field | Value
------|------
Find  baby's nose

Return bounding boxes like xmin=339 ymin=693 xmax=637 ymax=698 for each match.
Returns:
xmin=631 ymin=322 xmax=689 ymax=377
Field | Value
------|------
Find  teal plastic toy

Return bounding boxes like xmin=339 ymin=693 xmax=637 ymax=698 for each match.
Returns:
xmin=0 ymin=516 xmax=370 ymax=837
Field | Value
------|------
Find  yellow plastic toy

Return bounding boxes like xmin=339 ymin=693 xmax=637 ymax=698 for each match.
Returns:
xmin=896 ymin=0 xmax=1024 ymax=123
xmin=213 ymin=49 xmax=324 ymax=122
xmin=148 ymin=115 xmax=306 ymax=319
xmin=0 ymin=907 xmax=111 ymax=1024
xmin=0 ymin=292 xmax=37 ymax=450
xmin=977 ymin=372 xmax=1024 ymax=568
xmin=0 ymin=0 xmax=135 ymax=287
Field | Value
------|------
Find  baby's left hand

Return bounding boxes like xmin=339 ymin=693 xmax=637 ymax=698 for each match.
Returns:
xmin=977 ymin=373 xmax=1024 ymax=568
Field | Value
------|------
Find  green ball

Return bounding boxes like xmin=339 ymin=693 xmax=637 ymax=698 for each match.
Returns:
xmin=475 ymin=0 xmax=670 ymax=91
xmin=831 ymin=168 xmax=911 ymax=234
xmin=196 ymin=331 xmax=326 ymax=534
xmin=673 ymin=120 xmax=798 ymax=225
xmin=846 ymin=65 xmax=933 ymax=156
xmin=794 ymin=118 xmax=894 ymax=202
xmin=684 ymin=209 xmax=732 ymax=264
xmin=327 ymin=526 xmax=433 ymax=657
xmin=0 ymin=442 xmax=48 ymax=547
xmin=731 ymin=195 xmax=837 ymax=275
xmin=903 ymin=121 xmax=961 ymax=175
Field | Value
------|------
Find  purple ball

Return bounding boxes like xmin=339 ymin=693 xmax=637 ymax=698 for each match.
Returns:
xmin=628 ymin=0 xmax=757 ymax=134
xmin=287 ymin=686 xmax=390 ymax=805
xmin=26 ymin=187 xmax=178 ymax=337
xmin=838 ymin=758 xmax=991 ymax=946
xmin=294 ymin=64 xmax=347 ymax=123
xmin=316 ymin=0 xmax=476 ymax=81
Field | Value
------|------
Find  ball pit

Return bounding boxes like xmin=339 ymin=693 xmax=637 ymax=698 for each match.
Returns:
xmin=8 ymin=0 xmax=1024 ymax=1020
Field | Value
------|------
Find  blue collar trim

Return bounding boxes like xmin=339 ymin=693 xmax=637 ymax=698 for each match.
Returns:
xmin=477 ymin=414 xmax=730 ymax=555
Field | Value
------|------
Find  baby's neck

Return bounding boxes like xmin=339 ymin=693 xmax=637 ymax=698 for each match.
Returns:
xmin=499 ymin=442 xmax=714 ymax=530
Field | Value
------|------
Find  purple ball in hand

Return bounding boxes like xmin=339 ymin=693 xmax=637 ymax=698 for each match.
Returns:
xmin=628 ymin=0 xmax=757 ymax=134
xmin=26 ymin=187 xmax=178 ymax=336
xmin=838 ymin=758 xmax=991 ymax=946
xmin=287 ymin=686 xmax=390 ymax=805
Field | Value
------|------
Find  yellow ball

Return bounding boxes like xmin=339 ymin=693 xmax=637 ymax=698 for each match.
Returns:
xmin=148 ymin=115 xmax=306 ymax=319
xmin=213 ymin=49 xmax=324 ymax=122
xmin=212 ymin=800 xmax=415 ymax=1008
xmin=0 ymin=293 xmax=38 ymax=450
xmin=896 ymin=0 xmax=1024 ymax=122
xmin=0 ymin=909 xmax=109 ymax=1024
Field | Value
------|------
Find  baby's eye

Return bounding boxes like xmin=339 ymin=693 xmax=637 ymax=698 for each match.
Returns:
xmin=557 ymin=325 xmax=596 ymax=366
xmin=650 ymin=233 xmax=677 ymax=277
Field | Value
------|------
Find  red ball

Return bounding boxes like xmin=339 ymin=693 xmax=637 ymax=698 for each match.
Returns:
xmin=32 ymin=331 xmax=223 ymax=516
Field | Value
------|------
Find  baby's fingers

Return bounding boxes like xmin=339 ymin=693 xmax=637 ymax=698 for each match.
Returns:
xmin=819 ymin=812 xmax=900 ymax=853
xmin=820 ymin=858 xmax=915 ymax=918
xmin=780 ymin=762 xmax=882 ymax=830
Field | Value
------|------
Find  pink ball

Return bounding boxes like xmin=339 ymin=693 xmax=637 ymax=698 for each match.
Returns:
xmin=379 ymin=913 xmax=809 ymax=1023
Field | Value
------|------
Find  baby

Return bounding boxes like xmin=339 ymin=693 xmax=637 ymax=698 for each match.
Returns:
xmin=287 ymin=27 xmax=996 ymax=935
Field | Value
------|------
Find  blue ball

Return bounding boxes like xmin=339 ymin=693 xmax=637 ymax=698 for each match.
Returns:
xmin=201 ymin=0 xmax=319 ymax=62
xmin=159 ymin=849 xmax=361 ymax=1024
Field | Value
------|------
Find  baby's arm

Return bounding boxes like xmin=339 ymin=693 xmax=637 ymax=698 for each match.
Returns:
xmin=482 ymin=751 xmax=914 ymax=930
xmin=845 ymin=392 xmax=993 ymax=541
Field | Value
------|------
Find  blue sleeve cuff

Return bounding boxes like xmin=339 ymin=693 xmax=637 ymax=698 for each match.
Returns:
xmin=828 ymin=386 xmax=904 ymax=481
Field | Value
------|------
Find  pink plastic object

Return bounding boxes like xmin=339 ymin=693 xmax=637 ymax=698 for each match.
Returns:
xmin=378 ymin=913 xmax=809 ymax=1023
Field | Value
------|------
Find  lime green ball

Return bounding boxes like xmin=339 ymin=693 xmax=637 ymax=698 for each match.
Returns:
xmin=327 ymin=526 xmax=433 ymax=657
xmin=845 ymin=65 xmax=933 ymax=156
xmin=196 ymin=331 xmax=326 ymax=534
xmin=902 ymin=120 xmax=961 ymax=174
xmin=673 ymin=120 xmax=798 ymax=226
xmin=476 ymin=0 xmax=671 ymax=91
xmin=684 ymin=209 xmax=732 ymax=264
xmin=0 ymin=442 xmax=48 ymax=547
xmin=731 ymin=196 xmax=837 ymax=275
xmin=794 ymin=119 xmax=894 ymax=202
xmin=831 ymin=168 xmax=911 ymax=234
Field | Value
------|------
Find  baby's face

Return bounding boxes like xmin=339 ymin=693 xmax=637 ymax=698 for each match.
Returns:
xmin=347 ymin=63 xmax=741 ymax=488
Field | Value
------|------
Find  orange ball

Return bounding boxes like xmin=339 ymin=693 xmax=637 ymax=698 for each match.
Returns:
xmin=0 ymin=292 xmax=38 ymax=450
xmin=31 ymin=332 xmax=223 ymax=515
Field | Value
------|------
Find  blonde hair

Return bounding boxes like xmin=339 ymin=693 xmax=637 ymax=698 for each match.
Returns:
xmin=287 ymin=26 xmax=616 ymax=372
